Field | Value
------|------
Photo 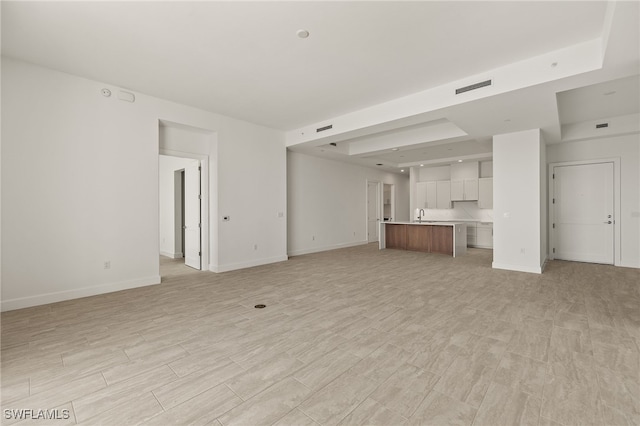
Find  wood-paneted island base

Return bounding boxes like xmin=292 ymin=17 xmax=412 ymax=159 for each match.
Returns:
xmin=379 ymin=222 xmax=467 ymax=257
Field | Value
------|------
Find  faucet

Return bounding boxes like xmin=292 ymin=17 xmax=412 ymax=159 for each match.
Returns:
xmin=418 ymin=209 xmax=425 ymax=223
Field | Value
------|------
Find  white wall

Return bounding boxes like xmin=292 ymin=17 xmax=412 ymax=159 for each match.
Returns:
xmin=493 ymin=129 xmax=546 ymax=273
xmin=1 ymin=57 xmax=286 ymax=311
xmin=287 ymin=151 xmax=410 ymax=256
xmin=547 ymin=133 xmax=640 ymax=268
xmin=159 ymin=155 xmax=198 ymax=258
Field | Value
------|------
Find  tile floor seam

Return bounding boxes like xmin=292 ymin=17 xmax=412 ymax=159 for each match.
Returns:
xmin=70 ymin=399 xmax=78 ymax=424
xmin=537 ymin=348 xmax=550 ymax=426
xmin=223 ymin=382 xmax=246 ymax=402
xmin=469 ymin=345 xmax=508 ymax=426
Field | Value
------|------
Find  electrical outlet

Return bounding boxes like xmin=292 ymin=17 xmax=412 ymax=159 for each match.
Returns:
xmin=520 ymin=248 xmax=525 ymax=254
xmin=277 ymin=212 xmax=284 ymax=218
xmin=104 ymin=261 xmax=111 ymax=269
xmin=254 ymin=244 xmax=258 ymax=250
xmin=312 ymin=235 xmax=315 ymax=241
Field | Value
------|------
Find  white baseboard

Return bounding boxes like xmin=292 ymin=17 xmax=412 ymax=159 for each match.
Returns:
xmin=210 ymin=255 xmax=289 ymax=273
xmin=540 ymin=256 xmax=548 ymax=273
xmin=160 ymin=251 xmax=183 ymax=259
xmin=492 ymin=262 xmax=543 ymax=274
xmin=288 ymin=240 xmax=369 ymax=257
xmin=1 ymin=276 xmax=161 ymax=312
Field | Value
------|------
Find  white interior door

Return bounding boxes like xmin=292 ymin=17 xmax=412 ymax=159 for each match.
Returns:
xmin=553 ymin=162 xmax=614 ymax=264
xmin=367 ymin=182 xmax=380 ymax=242
xmin=184 ymin=162 xmax=201 ymax=269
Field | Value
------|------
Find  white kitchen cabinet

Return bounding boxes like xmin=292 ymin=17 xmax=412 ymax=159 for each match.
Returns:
xmin=464 ymin=178 xmax=478 ymax=200
xmin=466 ymin=222 xmax=477 ymax=246
xmin=416 ymin=181 xmax=428 ymax=209
xmin=476 ymin=222 xmax=493 ymax=248
xmin=426 ymin=181 xmax=437 ymax=209
xmin=478 ymin=177 xmax=493 ymax=209
xmin=450 ymin=180 xmax=464 ymax=201
xmin=451 ymin=179 xmax=478 ymax=201
xmin=416 ymin=181 xmax=441 ymax=209
xmin=436 ymin=180 xmax=451 ymax=209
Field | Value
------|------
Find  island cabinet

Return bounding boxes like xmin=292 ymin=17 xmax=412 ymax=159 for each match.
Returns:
xmin=382 ymin=223 xmax=460 ymax=256
xmin=429 ymin=226 xmax=454 ymax=255
xmin=385 ymin=224 xmax=407 ymax=250
xmin=406 ymin=224 xmax=431 ymax=252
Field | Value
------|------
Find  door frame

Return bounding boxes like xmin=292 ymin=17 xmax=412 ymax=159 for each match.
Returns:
xmin=548 ymin=158 xmax=621 ymax=266
xmin=366 ymin=180 xmax=382 ymax=242
xmin=383 ymin=183 xmax=395 ymax=222
xmin=160 ymin=149 xmax=209 ymax=271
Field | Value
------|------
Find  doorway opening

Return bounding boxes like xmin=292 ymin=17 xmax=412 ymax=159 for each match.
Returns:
xmin=549 ymin=159 xmax=620 ymax=265
xmin=158 ymin=119 xmax=216 ymax=277
xmin=383 ymin=183 xmax=395 ymax=222
xmin=159 ymin=155 xmax=203 ymax=270
xmin=367 ymin=181 xmax=381 ymax=242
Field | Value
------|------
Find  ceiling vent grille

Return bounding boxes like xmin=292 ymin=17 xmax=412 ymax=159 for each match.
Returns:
xmin=455 ymin=79 xmax=492 ymax=95
xmin=317 ymin=124 xmax=333 ymax=133
xmin=595 ymin=123 xmax=609 ymax=129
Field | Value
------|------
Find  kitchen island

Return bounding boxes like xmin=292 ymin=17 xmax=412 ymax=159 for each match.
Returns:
xmin=379 ymin=222 xmax=467 ymax=257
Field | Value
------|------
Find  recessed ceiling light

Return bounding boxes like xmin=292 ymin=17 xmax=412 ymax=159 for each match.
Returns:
xmin=297 ymin=29 xmax=310 ymax=39
xmin=458 ymin=160 xmax=463 ymax=163
xmin=392 ymin=148 xmax=399 ymax=151
xmin=420 ymin=164 xmax=424 ymax=167
xmin=401 ymin=169 xmax=405 ymax=172
xmin=604 ymin=91 xmax=616 ymax=96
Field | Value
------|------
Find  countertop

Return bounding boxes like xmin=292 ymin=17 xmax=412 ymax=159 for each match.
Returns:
xmin=414 ymin=219 xmax=493 ymax=224
xmin=384 ymin=221 xmax=465 ymax=227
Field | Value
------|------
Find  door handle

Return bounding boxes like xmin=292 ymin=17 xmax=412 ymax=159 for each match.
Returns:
xmin=604 ymin=221 xmax=612 ymax=224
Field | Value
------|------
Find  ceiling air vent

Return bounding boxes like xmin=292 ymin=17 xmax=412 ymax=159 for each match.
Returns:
xmin=455 ymin=79 xmax=492 ymax=95
xmin=596 ymin=123 xmax=609 ymax=129
xmin=317 ymin=124 xmax=333 ymax=133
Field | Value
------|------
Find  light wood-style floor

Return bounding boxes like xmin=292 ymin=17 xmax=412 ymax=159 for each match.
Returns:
xmin=2 ymin=245 xmax=639 ymax=425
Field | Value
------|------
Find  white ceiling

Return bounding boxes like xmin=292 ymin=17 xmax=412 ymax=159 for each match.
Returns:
xmin=2 ymin=1 xmax=638 ymax=173
xmin=557 ymin=75 xmax=640 ymax=125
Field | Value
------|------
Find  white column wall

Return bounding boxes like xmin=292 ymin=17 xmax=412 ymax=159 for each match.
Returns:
xmin=492 ymin=129 xmax=545 ymax=273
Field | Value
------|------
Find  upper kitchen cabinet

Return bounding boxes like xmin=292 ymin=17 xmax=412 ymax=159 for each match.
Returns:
xmin=417 ymin=180 xmax=445 ymax=209
xmin=478 ymin=177 xmax=493 ymax=209
xmin=436 ymin=180 xmax=452 ymax=209
xmin=450 ymin=178 xmax=478 ymax=201
xmin=426 ymin=181 xmax=437 ymax=209
xmin=450 ymin=161 xmax=479 ymax=201
xmin=416 ymin=181 xmax=428 ymax=209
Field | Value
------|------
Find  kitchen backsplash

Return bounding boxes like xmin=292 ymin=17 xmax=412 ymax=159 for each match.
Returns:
xmin=415 ymin=201 xmax=494 ymax=222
